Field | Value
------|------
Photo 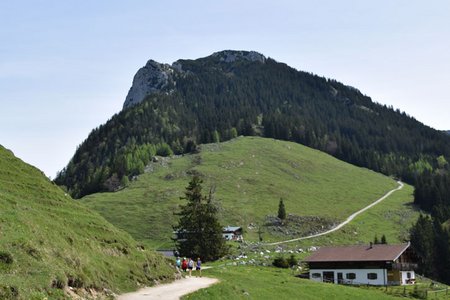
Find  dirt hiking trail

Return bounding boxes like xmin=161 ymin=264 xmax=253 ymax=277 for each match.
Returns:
xmin=118 ymin=277 xmax=218 ymax=300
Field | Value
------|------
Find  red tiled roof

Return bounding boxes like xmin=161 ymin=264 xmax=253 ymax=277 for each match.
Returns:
xmin=304 ymin=243 xmax=410 ymax=262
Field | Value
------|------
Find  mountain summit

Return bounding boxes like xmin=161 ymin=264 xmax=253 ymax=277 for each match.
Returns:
xmin=123 ymin=50 xmax=266 ymax=109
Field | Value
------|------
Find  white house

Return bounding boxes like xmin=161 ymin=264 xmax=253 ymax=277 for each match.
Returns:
xmin=304 ymin=242 xmax=417 ymax=286
xmin=222 ymin=226 xmax=243 ymax=241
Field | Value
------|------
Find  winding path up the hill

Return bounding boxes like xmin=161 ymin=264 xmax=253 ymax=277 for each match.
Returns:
xmin=118 ymin=182 xmax=403 ymax=299
xmin=118 ymin=277 xmax=218 ymax=300
xmin=264 ymin=181 xmax=404 ymax=246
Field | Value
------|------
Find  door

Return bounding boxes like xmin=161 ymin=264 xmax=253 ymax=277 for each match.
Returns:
xmin=323 ymin=271 xmax=335 ymax=283
xmin=337 ymin=272 xmax=343 ymax=284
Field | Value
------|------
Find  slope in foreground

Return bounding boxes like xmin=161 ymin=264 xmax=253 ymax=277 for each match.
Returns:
xmin=0 ymin=145 xmax=174 ymax=299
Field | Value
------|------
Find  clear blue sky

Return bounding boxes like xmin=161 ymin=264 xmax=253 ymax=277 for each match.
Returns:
xmin=1 ymin=0 xmax=449 ymax=178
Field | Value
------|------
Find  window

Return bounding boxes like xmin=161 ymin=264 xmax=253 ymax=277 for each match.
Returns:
xmin=312 ymin=273 xmax=321 ymax=278
xmin=367 ymin=273 xmax=378 ymax=280
xmin=346 ymin=273 xmax=356 ymax=280
xmin=407 ymin=272 xmax=411 ymax=279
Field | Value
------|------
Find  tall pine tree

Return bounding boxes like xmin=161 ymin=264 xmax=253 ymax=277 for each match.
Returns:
xmin=173 ymin=176 xmax=228 ymax=261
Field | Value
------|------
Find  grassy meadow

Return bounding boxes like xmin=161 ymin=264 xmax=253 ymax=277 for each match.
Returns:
xmin=284 ymin=183 xmax=421 ymax=249
xmin=0 ymin=145 xmax=175 ymax=299
xmin=183 ymin=266 xmax=400 ymax=300
xmin=82 ymin=136 xmax=400 ymax=248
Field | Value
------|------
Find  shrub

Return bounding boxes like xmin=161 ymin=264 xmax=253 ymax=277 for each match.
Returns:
xmin=51 ymin=277 xmax=65 ymax=289
xmin=0 ymin=285 xmax=19 ymax=299
xmin=0 ymin=251 xmax=13 ymax=265
xmin=272 ymin=256 xmax=289 ymax=268
xmin=156 ymin=143 xmax=173 ymax=156
xmin=67 ymin=275 xmax=85 ymax=288
xmin=287 ymin=254 xmax=297 ymax=267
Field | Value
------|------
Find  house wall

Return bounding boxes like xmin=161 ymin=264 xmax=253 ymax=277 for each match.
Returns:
xmin=309 ymin=268 xmax=388 ymax=286
xmin=222 ymin=233 xmax=234 ymax=240
xmin=222 ymin=232 xmax=243 ymax=241
xmin=400 ymin=271 xmax=415 ymax=285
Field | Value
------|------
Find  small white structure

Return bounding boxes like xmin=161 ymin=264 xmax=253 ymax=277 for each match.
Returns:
xmin=222 ymin=226 xmax=243 ymax=241
xmin=304 ymin=242 xmax=417 ymax=286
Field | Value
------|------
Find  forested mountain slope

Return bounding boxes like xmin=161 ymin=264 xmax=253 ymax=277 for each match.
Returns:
xmin=55 ymin=50 xmax=450 ymax=199
xmin=0 ymin=145 xmax=174 ymax=299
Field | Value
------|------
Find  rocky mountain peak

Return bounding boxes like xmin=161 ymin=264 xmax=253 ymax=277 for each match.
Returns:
xmin=123 ymin=50 xmax=266 ymax=109
xmin=123 ymin=59 xmax=175 ymax=109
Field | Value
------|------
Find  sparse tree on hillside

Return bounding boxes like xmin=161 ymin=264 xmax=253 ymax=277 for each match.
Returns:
xmin=257 ymin=223 xmax=264 ymax=242
xmin=230 ymin=127 xmax=238 ymax=139
xmin=374 ymin=235 xmax=379 ymax=244
xmin=173 ymin=176 xmax=228 ymax=261
xmin=278 ymin=198 xmax=286 ymax=220
xmin=381 ymin=234 xmax=387 ymax=244
xmin=212 ymin=130 xmax=220 ymax=143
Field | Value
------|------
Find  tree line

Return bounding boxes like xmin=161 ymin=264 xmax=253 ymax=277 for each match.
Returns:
xmin=410 ymin=160 xmax=450 ymax=284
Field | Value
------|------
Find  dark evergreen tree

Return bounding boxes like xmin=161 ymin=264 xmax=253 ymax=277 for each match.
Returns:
xmin=373 ymin=235 xmax=379 ymax=244
xmin=410 ymin=215 xmax=436 ymax=277
xmin=278 ymin=198 xmax=286 ymax=220
xmin=381 ymin=234 xmax=387 ymax=244
xmin=432 ymin=219 xmax=450 ymax=282
xmin=173 ymin=176 xmax=228 ymax=261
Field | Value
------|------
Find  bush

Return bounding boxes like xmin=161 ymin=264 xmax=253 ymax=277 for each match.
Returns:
xmin=287 ymin=254 xmax=297 ymax=267
xmin=156 ymin=143 xmax=173 ymax=156
xmin=51 ymin=277 xmax=65 ymax=289
xmin=67 ymin=275 xmax=85 ymax=288
xmin=0 ymin=285 xmax=19 ymax=299
xmin=0 ymin=251 xmax=13 ymax=265
xmin=272 ymin=256 xmax=289 ymax=268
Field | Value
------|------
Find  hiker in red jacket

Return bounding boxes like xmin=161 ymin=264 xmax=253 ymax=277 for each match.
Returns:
xmin=181 ymin=258 xmax=188 ymax=272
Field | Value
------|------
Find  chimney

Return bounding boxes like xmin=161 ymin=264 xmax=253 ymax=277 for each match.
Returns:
xmin=369 ymin=242 xmax=373 ymax=249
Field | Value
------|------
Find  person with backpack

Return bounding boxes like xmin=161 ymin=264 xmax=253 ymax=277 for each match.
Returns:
xmin=175 ymin=257 xmax=181 ymax=270
xmin=181 ymin=258 xmax=187 ymax=272
xmin=196 ymin=257 xmax=202 ymax=277
xmin=188 ymin=258 xmax=194 ymax=277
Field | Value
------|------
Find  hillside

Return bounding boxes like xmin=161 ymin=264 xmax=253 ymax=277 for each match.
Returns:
xmin=0 ymin=145 xmax=174 ymax=299
xmin=55 ymin=50 xmax=450 ymax=200
xmin=81 ymin=137 xmax=404 ymax=248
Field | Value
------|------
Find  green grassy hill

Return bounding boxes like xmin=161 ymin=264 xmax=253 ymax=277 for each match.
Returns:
xmin=81 ymin=137 xmax=411 ymax=248
xmin=0 ymin=145 xmax=174 ymax=299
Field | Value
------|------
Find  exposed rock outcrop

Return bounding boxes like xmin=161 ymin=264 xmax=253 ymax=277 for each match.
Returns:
xmin=123 ymin=60 xmax=176 ymax=109
xmin=122 ymin=50 xmax=266 ymax=109
xmin=211 ymin=50 xmax=266 ymax=63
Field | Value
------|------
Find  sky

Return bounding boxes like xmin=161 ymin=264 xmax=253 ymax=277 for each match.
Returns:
xmin=1 ymin=0 xmax=449 ymax=178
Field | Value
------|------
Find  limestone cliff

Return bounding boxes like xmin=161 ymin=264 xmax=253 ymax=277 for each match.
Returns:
xmin=123 ymin=50 xmax=266 ymax=109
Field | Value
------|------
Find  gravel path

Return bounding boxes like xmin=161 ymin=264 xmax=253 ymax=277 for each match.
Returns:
xmin=118 ymin=277 xmax=218 ymax=300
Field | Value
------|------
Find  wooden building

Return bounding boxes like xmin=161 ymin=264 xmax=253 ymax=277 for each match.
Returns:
xmin=304 ymin=242 xmax=417 ymax=286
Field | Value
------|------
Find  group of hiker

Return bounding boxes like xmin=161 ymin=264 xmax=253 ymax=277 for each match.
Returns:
xmin=176 ymin=257 xmax=202 ymax=277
